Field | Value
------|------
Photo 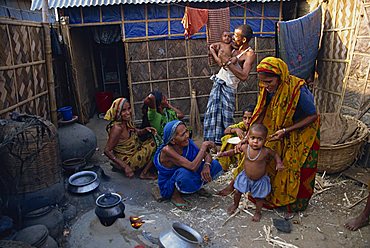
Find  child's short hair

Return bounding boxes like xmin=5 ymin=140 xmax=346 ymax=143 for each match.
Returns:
xmin=250 ymin=123 xmax=268 ymax=137
xmin=244 ymin=104 xmax=255 ymax=113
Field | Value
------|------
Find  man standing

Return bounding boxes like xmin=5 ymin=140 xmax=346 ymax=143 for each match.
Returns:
xmin=204 ymin=24 xmax=256 ymax=144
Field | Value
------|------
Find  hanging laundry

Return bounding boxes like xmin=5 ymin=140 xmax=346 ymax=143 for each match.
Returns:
xmin=181 ymin=6 xmax=208 ymax=38
xmin=207 ymin=7 xmax=230 ymax=65
xmin=277 ymin=5 xmax=322 ymax=80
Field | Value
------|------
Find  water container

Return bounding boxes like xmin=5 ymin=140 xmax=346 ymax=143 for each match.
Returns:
xmin=58 ymin=106 xmax=73 ymax=121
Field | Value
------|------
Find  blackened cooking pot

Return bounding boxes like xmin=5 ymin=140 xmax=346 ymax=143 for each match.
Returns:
xmin=95 ymin=192 xmax=125 ymax=226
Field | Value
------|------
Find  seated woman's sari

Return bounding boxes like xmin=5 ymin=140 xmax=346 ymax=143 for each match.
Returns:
xmin=105 ymin=98 xmax=157 ymax=172
xmin=154 ymin=120 xmax=223 ymax=199
xmin=248 ymin=57 xmax=320 ymax=212
xmin=112 ymin=131 xmax=156 ymax=172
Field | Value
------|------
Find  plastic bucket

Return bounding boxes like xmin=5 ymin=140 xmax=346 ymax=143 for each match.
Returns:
xmin=96 ymin=92 xmax=113 ymax=114
xmin=58 ymin=106 xmax=73 ymax=121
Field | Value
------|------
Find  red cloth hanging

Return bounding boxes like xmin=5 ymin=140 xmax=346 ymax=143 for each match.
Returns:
xmin=181 ymin=6 xmax=208 ymax=38
xmin=207 ymin=7 xmax=230 ymax=65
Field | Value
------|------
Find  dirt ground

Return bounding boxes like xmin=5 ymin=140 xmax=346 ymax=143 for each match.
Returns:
xmin=62 ymin=117 xmax=369 ymax=248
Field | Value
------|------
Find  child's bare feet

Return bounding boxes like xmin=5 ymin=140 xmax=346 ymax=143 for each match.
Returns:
xmin=252 ymin=211 xmax=261 ymax=222
xmin=344 ymin=213 xmax=369 ymax=231
xmin=227 ymin=203 xmax=238 ymax=215
xmin=217 ymin=180 xmax=235 ymax=196
xmin=217 ymin=186 xmax=234 ymax=196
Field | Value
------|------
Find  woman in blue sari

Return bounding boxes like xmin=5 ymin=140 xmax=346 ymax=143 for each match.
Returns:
xmin=154 ymin=120 xmax=223 ymax=210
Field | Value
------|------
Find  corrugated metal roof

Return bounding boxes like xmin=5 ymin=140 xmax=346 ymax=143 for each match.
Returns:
xmin=31 ymin=0 xmax=286 ymax=11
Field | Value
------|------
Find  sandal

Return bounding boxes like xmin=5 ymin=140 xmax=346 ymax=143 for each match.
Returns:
xmin=171 ymin=200 xmax=191 ymax=211
xmin=197 ymin=188 xmax=212 ymax=198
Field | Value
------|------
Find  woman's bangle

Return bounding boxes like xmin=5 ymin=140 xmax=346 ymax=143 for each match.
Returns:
xmin=204 ymin=162 xmax=211 ymax=167
xmin=282 ymin=128 xmax=286 ymax=134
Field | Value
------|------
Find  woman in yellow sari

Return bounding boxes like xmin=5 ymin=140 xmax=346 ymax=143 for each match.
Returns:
xmin=236 ymin=57 xmax=320 ymax=212
xmin=104 ymin=98 xmax=157 ymax=179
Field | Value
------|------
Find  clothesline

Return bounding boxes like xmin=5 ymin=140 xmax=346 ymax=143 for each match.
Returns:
xmin=157 ymin=2 xmax=280 ymax=22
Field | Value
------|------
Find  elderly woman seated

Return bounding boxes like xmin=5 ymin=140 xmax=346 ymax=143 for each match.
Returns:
xmin=104 ymin=98 xmax=157 ymax=180
xmin=154 ymin=120 xmax=223 ymax=211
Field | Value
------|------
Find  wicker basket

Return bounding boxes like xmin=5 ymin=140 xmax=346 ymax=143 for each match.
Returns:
xmin=0 ymin=117 xmax=62 ymax=194
xmin=317 ymin=114 xmax=369 ymax=174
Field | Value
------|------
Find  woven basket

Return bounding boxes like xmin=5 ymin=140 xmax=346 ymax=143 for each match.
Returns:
xmin=0 ymin=118 xmax=62 ymax=194
xmin=317 ymin=114 xmax=369 ymax=174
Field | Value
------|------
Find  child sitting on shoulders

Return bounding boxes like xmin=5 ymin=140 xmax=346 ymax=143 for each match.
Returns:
xmin=218 ymin=123 xmax=284 ymax=222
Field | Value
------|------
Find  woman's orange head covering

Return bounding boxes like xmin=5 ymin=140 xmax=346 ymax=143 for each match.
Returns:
xmin=256 ymin=57 xmax=290 ymax=83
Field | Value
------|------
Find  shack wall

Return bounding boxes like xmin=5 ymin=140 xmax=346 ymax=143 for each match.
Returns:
xmin=0 ymin=19 xmax=50 ymax=120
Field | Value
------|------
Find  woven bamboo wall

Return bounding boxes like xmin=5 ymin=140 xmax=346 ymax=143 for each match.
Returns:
xmin=313 ymin=0 xmax=370 ymax=126
xmin=126 ymin=37 xmax=275 ymax=122
xmin=0 ymin=19 xmax=49 ymax=120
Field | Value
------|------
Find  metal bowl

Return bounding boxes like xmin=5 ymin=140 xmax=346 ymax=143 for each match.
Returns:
xmin=68 ymin=171 xmax=100 ymax=194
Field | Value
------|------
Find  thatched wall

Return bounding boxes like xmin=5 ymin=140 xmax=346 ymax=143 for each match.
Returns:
xmin=0 ymin=19 xmax=50 ymax=120
xmin=304 ymin=0 xmax=370 ymax=126
xmin=126 ymin=37 xmax=275 ymax=122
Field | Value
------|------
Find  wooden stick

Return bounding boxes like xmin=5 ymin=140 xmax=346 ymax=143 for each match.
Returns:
xmin=344 ymin=192 xmax=351 ymax=206
xmin=313 ymin=187 xmax=332 ymax=196
xmin=347 ymin=194 xmax=369 ymax=209
xmin=242 ymin=208 xmax=254 ymax=217
xmin=222 ymin=208 xmax=240 ymax=226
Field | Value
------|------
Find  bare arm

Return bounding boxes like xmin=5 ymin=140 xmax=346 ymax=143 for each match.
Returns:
xmin=209 ymin=43 xmax=222 ymax=67
xmin=269 ymin=114 xmax=318 ymax=141
xmin=168 ymin=103 xmax=184 ymax=120
xmin=136 ymin=126 xmax=157 ymax=137
xmin=226 ymin=52 xmax=256 ymax=81
xmin=163 ymin=141 xmax=215 ymax=172
xmin=217 ymin=149 xmax=236 ymax=157
xmin=162 ymin=98 xmax=184 ymax=120
xmin=224 ymin=127 xmax=245 ymax=139
xmin=144 ymin=94 xmax=156 ymax=110
xmin=266 ymin=147 xmax=284 ymax=170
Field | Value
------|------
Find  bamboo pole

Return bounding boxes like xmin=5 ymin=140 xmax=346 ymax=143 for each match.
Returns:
xmin=131 ymin=75 xmax=210 ymax=85
xmin=0 ymin=19 xmax=43 ymax=27
xmin=129 ymin=54 xmax=208 ymax=63
xmin=43 ymin=23 xmax=58 ymax=126
xmin=0 ymin=91 xmax=48 ymax=115
xmin=42 ymin=0 xmax=58 ymax=125
xmin=88 ymin=41 xmax=99 ymax=89
xmin=0 ymin=60 xmax=46 ymax=71
xmin=125 ymin=42 xmax=135 ymax=120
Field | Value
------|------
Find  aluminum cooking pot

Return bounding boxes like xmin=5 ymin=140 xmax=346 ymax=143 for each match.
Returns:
xmin=95 ymin=192 xmax=125 ymax=227
xmin=68 ymin=171 xmax=100 ymax=194
xmin=159 ymin=222 xmax=202 ymax=248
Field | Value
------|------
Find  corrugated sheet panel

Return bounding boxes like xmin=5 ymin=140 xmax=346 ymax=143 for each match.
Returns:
xmin=31 ymin=0 xmax=286 ymax=11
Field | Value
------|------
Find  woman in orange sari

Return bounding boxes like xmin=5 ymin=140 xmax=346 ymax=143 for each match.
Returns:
xmin=237 ymin=57 xmax=320 ymax=212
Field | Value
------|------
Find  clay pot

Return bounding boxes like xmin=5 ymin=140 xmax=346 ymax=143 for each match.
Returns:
xmin=23 ymin=206 xmax=64 ymax=240
xmin=62 ymin=157 xmax=86 ymax=175
xmin=95 ymin=193 xmax=125 ymax=227
xmin=58 ymin=122 xmax=97 ymax=162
